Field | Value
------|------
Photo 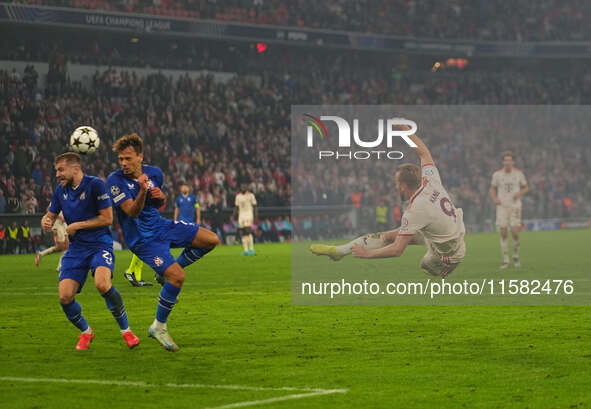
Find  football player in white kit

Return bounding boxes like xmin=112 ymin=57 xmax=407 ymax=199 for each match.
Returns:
xmin=310 ymin=120 xmax=466 ymax=278
xmin=234 ymin=184 xmax=257 ymax=256
xmin=489 ymin=151 xmax=528 ymax=268
xmin=35 ymin=211 xmax=68 ymax=272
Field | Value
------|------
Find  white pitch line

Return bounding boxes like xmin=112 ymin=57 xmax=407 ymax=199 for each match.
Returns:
xmin=204 ymin=390 xmax=346 ymax=409
xmin=0 ymin=376 xmax=347 ymax=394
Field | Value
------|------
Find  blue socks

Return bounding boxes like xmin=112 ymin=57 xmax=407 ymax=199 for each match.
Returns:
xmin=61 ymin=300 xmax=89 ymax=332
xmin=176 ymin=247 xmax=211 ymax=268
xmin=156 ymin=282 xmax=181 ymax=323
xmin=101 ymin=286 xmax=129 ymax=331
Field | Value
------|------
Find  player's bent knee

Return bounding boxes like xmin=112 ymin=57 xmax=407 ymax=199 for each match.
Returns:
xmin=59 ymin=293 xmax=75 ymax=304
xmin=193 ymin=228 xmax=220 ymax=249
xmin=164 ymin=264 xmax=185 ymax=287
xmin=93 ymin=267 xmax=112 ymax=293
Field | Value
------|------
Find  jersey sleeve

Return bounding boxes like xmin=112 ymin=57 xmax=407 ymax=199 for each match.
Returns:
xmin=107 ymin=175 xmax=132 ymax=208
xmin=175 ymin=196 xmax=181 ymax=208
xmin=48 ymin=187 xmax=62 ymax=214
xmin=193 ymin=195 xmax=199 ymax=208
xmin=235 ymin=195 xmax=239 ymax=206
xmin=519 ymin=170 xmax=527 ymax=187
xmin=251 ymin=194 xmax=257 ymax=206
xmin=93 ymin=179 xmax=112 ymax=210
xmin=491 ymin=172 xmax=499 ymax=187
xmin=422 ymin=163 xmax=442 ymax=185
xmin=398 ymin=207 xmax=428 ymax=236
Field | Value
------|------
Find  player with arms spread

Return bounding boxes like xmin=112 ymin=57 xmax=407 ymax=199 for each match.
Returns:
xmin=107 ymin=133 xmax=220 ymax=351
xmin=41 ymin=152 xmax=140 ymax=350
xmin=489 ymin=151 xmax=528 ymax=269
xmin=310 ymin=119 xmax=466 ymax=278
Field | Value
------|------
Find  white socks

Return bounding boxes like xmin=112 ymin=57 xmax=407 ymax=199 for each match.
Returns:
xmin=152 ymin=319 xmax=166 ymax=331
xmin=242 ymin=235 xmax=254 ymax=251
xmin=500 ymin=238 xmax=509 ymax=263
xmin=336 ymin=233 xmax=387 ymax=255
xmin=40 ymin=246 xmax=56 ymax=257
xmin=513 ymin=240 xmax=520 ymax=259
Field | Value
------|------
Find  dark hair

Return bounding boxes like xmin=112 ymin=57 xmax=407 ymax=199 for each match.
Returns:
xmin=113 ymin=133 xmax=143 ymax=154
xmin=395 ymin=163 xmax=421 ymax=190
xmin=501 ymin=151 xmax=514 ymax=161
xmin=54 ymin=152 xmax=81 ymax=165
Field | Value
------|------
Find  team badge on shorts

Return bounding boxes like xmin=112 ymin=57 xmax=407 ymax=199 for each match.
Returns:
xmin=154 ymin=256 xmax=163 ymax=267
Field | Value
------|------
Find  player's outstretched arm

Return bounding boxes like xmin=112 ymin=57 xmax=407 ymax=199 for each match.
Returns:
xmin=66 ymin=207 xmax=113 ymax=236
xmin=352 ymin=234 xmax=414 ymax=259
xmin=393 ymin=118 xmax=435 ymax=167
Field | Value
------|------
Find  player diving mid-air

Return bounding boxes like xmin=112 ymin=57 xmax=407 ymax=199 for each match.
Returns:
xmin=310 ymin=119 xmax=466 ymax=278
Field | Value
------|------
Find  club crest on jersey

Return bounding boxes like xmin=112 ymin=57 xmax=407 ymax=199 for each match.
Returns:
xmin=154 ymin=256 xmax=163 ymax=267
xmin=111 ymin=185 xmax=120 ymax=196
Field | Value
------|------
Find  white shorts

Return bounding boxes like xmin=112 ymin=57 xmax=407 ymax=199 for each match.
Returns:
xmin=52 ymin=219 xmax=67 ymax=243
xmin=496 ymin=206 xmax=521 ymax=228
xmin=238 ymin=216 xmax=253 ymax=229
xmin=419 ymin=234 xmax=466 ymax=278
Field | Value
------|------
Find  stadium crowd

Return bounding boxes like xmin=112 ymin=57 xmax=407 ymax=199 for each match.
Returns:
xmin=1 ymin=37 xmax=591 ymax=252
xmin=11 ymin=0 xmax=591 ymax=41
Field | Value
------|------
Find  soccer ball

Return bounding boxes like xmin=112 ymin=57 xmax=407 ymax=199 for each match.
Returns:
xmin=70 ymin=126 xmax=100 ymax=154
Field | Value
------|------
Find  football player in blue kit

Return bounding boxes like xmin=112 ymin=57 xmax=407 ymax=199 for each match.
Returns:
xmin=41 ymin=152 xmax=140 ymax=350
xmin=107 ymin=133 xmax=220 ymax=351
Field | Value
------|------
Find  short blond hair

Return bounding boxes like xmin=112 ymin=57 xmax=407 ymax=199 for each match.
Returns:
xmin=395 ymin=163 xmax=421 ymax=190
xmin=54 ymin=152 xmax=81 ymax=165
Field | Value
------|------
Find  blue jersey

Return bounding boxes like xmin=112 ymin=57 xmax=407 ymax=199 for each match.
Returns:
xmin=49 ymin=175 xmax=112 ymax=248
xmin=175 ymin=194 xmax=198 ymax=223
xmin=106 ymin=165 xmax=166 ymax=249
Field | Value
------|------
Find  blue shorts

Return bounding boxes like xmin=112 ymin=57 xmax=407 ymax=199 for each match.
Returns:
xmin=133 ymin=219 xmax=199 ymax=275
xmin=59 ymin=245 xmax=115 ymax=291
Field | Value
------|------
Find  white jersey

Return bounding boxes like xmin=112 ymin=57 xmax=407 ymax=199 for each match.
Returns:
xmin=398 ymin=164 xmax=465 ymax=260
xmin=491 ymin=169 xmax=527 ymax=209
xmin=52 ymin=215 xmax=68 ymax=243
xmin=235 ymin=192 xmax=257 ymax=220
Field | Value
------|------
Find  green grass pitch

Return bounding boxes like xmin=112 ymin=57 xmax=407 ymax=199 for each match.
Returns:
xmin=1 ymin=230 xmax=590 ymax=409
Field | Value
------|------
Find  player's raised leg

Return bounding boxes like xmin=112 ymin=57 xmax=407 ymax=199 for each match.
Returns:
xmin=176 ymin=227 xmax=220 ymax=268
xmin=58 ymin=278 xmax=94 ymax=350
xmin=94 ymin=264 xmax=140 ymax=349
xmin=310 ymin=229 xmax=408 ymax=261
